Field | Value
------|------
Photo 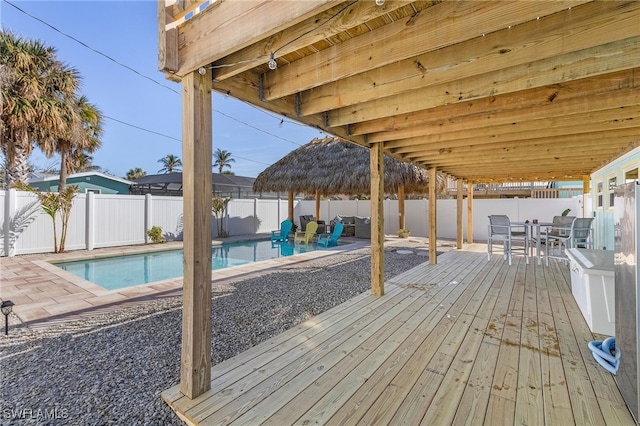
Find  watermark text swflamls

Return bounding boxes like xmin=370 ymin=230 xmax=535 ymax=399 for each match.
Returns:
xmin=2 ymin=407 xmax=69 ymax=421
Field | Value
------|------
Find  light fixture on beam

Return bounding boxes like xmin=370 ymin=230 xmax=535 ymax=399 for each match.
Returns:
xmin=375 ymin=0 xmax=385 ymax=5
xmin=268 ymin=52 xmax=277 ymax=70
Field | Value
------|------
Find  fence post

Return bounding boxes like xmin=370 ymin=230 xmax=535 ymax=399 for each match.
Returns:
xmin=86 ymin=191 xmax=95 ymax=250
xmin=4 ymin=189 xmax=16 ymax=257
xmin=145 ymin=194 xmax=152 ymax=243
xmin=277 ymin=197 xmax=281 ymax=224
xmin=253 ymin=198 xmax=258 ymax=234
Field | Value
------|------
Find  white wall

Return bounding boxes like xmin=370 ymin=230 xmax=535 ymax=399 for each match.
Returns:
xmin=0 ymin=190 xmax=586 ymax=256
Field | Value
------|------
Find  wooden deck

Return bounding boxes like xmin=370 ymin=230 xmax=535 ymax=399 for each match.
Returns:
xmin=162 ymin=247 xmax=634 ymax=425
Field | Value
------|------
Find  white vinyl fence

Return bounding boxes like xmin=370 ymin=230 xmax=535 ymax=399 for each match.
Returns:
xmin=0 ymin=189 xmax=587 ymax=257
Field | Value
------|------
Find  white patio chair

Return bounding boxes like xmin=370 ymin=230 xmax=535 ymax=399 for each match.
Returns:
xmin=487 ymin=215 xmax=529 ymax=266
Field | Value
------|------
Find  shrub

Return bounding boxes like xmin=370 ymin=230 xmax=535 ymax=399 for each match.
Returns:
xmin=147 ymin=226 xmax=165 ymax=244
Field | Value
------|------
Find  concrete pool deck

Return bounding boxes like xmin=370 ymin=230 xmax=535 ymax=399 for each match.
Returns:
xmin=0 ymin=234 xmax=379 ymax=328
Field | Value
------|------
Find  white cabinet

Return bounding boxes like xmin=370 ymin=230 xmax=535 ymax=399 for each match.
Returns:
xmin=566 ymin=248 xmax=615 ymax=336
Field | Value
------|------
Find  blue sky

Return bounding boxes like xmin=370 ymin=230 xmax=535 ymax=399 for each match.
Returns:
xmin=1 ymin=0 xmax=324 ymax=178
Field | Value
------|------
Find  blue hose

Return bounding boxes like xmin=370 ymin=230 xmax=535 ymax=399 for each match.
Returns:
xmin=588 ymin=337 xmax=620 ymax=374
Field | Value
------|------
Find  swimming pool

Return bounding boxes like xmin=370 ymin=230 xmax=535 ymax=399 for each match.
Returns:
xmin=54 ymin=239 xmax=333 ymax=291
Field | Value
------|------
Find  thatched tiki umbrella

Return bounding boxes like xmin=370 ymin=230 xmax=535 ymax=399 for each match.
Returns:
xmin=253 ymin=136 xmax=444 ymax=231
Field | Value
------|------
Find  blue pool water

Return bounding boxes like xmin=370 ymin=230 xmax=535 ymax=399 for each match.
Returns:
xmin=55 ymin=239 xmax=334 ymax=291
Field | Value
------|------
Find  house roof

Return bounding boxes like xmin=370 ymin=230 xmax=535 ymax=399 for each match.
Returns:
xmin=159 ymin=0 xmax=640 ymax=183
xmin=132 ymin=172 xmax=255 ymax=189
xmin=28 ymin=171 xmax=133 ymax=185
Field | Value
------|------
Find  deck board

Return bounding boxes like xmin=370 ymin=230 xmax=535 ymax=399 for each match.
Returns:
xmin=162 ymin=248 xmax=634 ymax=425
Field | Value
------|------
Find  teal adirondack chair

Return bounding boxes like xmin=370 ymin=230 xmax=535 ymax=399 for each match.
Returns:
xmin=271 ymin=219 xmax=293 ymax=242
xmin=317 ymin=222 xmax=344 ymax=248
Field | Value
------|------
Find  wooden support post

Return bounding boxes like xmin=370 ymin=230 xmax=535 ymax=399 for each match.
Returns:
xmin=398 ymin=184 xmax=405 ymax=231
xmin=456 ymin=179 xmax=463 ymax=249
xmin=467 ymin=180 xmax=474 ymax=243
xmin=287 ymin=190 xmax=294 ymax=221
xmin=180 ymin=69 xmax=213 ymax=399
xmin=157 ymin=0 xmax=178 ymax=72
xmin=429 ymin=167 xmax=437 ymax=265
xmin=315 ymin=189 xmax=321 ymax=219
xmin=370 ymin=142 xmax=384 ymax=296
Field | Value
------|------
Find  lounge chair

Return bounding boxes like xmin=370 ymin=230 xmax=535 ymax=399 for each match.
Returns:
xmin=294 ymin=221 xmax=318 ymax=244
xmin=317 ymin=222 xmax=344 ymax=248
xmin=271 ymin=219 xmax=293 ymax=242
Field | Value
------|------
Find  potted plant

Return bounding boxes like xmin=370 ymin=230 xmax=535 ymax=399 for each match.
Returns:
xmin=398 ymin=228 xmax=411 ymax=238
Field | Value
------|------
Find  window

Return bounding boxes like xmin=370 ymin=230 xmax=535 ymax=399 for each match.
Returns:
xmin=596 ymin=181 xmax=603 ymax=208
xmin=608 ymin=176 xmax=617 ymax=208
xmin=85 ymin=189 xmax=101 ymax=194
xmin=625 ymin=168 xmax=638 ymax=183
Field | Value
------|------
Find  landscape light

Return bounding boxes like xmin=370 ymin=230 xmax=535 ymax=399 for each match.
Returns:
xmin=1 ymin=300 xmax=14 ymax=335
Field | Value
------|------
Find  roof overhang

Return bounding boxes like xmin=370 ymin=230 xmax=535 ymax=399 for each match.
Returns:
xmin=159 ymin=0 xmax=640 ymax=183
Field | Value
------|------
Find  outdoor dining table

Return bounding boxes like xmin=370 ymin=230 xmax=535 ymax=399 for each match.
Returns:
xmin=513 ymin=221 xmax=555 ymax=265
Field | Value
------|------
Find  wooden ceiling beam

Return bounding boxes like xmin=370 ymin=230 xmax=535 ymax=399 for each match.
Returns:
xmin=328 ymin=36 xmax=640 ymax=127
xmin=350 ymin=69 xmax=640 ymax=136
xmin=299 ymin=1 xmax=640 ymax=116
xmin=211 ymin=1 xmax=415 ymax=81
xmin=262 ymin=0 xmax=585 ymax=100
xmin=394 ymin=129 xmax=640 ymax=159
xmin=370 ymin=104 xmax=640 ymax=144
xmin=404 ymin=140 xmax=638 ymax=162
xmin=210 ymin=72 xmax=364 ymax=145
xmin=387 ymin=118 xmax=640 ymax=155
xmin=414 ymin=146 xmax=636 ymax=167
xmin=433 ymin=160 xmax=622 ymax=175
xmin=439 ymin=169 xmax=601 ymax=181
xmin=173 ymin=0 xmax=339 ymax=76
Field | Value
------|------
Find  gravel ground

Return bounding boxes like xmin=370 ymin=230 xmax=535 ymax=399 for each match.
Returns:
xmin=1 ymin=240 xmax=452 ymax=425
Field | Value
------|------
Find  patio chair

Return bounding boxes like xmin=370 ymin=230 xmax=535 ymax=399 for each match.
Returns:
xmin=317 ymin=222 xmax=344 ymax=248
xmin=546 ymin=217 xmax=595 ymax=266
xmin=537 ymin=215 xmax=575 ymax=242
xmin=294 ymin=221 xmax=318 ymax=244
xmin=487 ymin=215 xmax=528 ymax=265
xmin=271 ymin=219 xmax=293 ymax=242
xmin=530 ymin=215 xmax=575 ymax=258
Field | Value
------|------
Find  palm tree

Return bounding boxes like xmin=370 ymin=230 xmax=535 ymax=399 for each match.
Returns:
xmin=213 ymin=148 xmax=235 ymax=174
xmin=158 ymin=154 xmax=182 ymax=173
xmin=40 ymin=95 xmax=103 ymax=191
xmin=1 ymin=31 xmax=80 ymax=187
xmin=69 ymin=151 xmax=101 ymax=173
xmin=126 ymin=168 xmax=146 ymax=180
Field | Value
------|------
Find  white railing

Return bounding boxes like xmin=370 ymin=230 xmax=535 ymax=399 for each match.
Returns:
xmin=0 ymin=189 xmax=587 ymax=257
xmin=445 ymin=180 xmax=583 ymax=199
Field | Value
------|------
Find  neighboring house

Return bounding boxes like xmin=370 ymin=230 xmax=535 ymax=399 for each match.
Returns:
xmin=591 ymin=146 xmax=640 ymax=251
xmin=27 ymin=172 xmax=133 ymax=194
xmin=129 ymin=172 xmax=283 ymax=199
